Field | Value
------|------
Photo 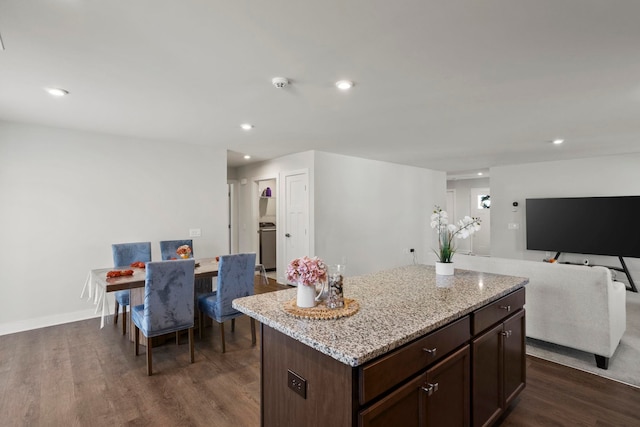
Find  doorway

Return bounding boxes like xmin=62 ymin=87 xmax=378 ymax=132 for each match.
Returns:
xmin=470 ymin=187 xmax=491 ymax=256
xmin=255 ymin=178 xmax=277 ymax=274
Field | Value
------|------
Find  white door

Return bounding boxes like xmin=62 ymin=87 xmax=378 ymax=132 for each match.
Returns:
xmin=282 ymin=170 xmax=309 ymax=284
xmin=470 ymin=187 xmax=491 ymax=256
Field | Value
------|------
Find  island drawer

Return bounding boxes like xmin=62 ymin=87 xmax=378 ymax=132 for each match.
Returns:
xmin=472 ymin=287 xmax=525 ymax=335
xmin=358 ymin=315 xmax=470 ymax=405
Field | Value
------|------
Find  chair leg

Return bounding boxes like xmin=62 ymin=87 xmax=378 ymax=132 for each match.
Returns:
xmin=121 ymin=307 xmax=127 ymax=335
xmin=176 ymin=331 xmax=180 ymax=346
xmin=198 ymin=310 xmax=203 ymax=339
xmin=189 ymin=327 xmax=195 ymax=363
xmin=147 ymin=338 xmax=153 ymax=376
xmin=220 ymin=322 xmax=226 ymax=353
xmin=134 ymin=326 xmax=139 ymax=356
xmin=250 ymin=318 xmax=256 ymax=346
xmin=114 ymin=301 xmax=119 ymax=325
xmin=231 ymin=318 xmax=235 ymax=332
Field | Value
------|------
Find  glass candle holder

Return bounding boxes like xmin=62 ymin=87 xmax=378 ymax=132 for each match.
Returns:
xmin=326 ymin=264 xmax=346 ymax=309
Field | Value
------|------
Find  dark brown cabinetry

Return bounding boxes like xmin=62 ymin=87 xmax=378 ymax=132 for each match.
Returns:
xmin=359 ymin=345 xmax=470 ymax=427
xmin=472 ymin=289 xmax=526 ymax=427
xmin=359 ymin=316 xmax=470 ymax=405
xmin=260 ymin=287 xmax=525 ymax=427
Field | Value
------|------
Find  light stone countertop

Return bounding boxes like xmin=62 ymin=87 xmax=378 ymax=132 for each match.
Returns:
xmin=233 ymin=264 xmax=528 ymax=367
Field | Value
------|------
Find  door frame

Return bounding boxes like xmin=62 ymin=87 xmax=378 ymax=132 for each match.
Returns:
xmin=228 ymin=181 xmax=238 ymax=254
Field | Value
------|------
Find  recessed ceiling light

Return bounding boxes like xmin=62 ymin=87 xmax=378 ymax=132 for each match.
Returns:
xmin=335 ymin=80 xmax=354 ymax=90
xmin=244 ymin=155 xmax=251 ymax=159
xmin=45 ymin=87 xmax=69 ymax=97
xmin=478 ymin=172 xmax=483 ymax=176
xmin=552 ymin=139 xmax=564 ymax=145
xmin=240 ymin=123 xmax=253 ymax=131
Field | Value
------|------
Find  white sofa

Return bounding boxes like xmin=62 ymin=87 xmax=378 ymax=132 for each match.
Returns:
xmin=453 ymin=254 xmax=626 ymax=369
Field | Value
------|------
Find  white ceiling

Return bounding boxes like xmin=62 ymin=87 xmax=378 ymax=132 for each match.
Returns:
xmin=1 ymin=1 xmax=640 ymax=176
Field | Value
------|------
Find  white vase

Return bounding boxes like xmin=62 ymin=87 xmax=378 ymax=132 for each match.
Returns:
xmin=296 ymin=283 xmax=317 ymax=308
xmin=435 ymin=262 xmax=455 ymax=276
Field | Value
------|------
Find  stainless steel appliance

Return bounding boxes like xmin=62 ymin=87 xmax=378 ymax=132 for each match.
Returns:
xmin=259 ymin=222 xmax=276 ymax=271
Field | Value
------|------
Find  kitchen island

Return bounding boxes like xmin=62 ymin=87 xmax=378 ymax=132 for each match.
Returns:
xmin=233 ymin=264 xmax=528 ymax=427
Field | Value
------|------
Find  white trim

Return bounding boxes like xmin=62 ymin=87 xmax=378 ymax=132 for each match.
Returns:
xmin=0 ymin=309 xmax=100 ymax=336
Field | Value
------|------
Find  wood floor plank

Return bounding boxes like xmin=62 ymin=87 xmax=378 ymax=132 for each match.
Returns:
xmin=1 ymin=278 xmax=639 ymax=426
xmin=496 ymin=356 xmax=640 ymax=426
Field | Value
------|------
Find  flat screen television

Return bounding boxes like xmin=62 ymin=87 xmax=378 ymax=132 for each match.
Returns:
xmin=525 ymin=196 xmax=640 ymax=258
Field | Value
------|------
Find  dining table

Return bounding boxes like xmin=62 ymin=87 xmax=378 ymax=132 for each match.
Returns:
xmin=81 ymin=257 xmax=268 ymax=329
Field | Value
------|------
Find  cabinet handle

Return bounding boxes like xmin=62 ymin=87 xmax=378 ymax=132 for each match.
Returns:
xmin=421 ymin=382 xmax=439 ymax=396
xmin=422 ymin=347 xmax=437 ymax=357
xmin=501 ymin=330 xmax=512 ymax=338
xmin=285 ymin=233 xmax=291 ymax=237
xmin=499 ymin=305 xmax=511 ymax=312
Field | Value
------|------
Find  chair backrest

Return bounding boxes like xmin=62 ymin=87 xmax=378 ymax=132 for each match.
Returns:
xmin=159 ymin=239 xmax=194 ymax=260
xmin=216 ymin=253 xmax=257 ymax=317
xmin=112 ymin=242 xmax=152 ymax=267
xmin=142 ymin=259 xmax=195 ymax=336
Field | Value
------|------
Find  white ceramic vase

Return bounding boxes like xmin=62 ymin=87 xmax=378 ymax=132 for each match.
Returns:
xmin=296 ymin=283 xmax=317 ymax=308
xmin=435 ymin=261 xmax=455 ymax=276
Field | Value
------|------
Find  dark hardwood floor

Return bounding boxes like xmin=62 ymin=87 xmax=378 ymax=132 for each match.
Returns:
xmin=1 ymin=278 xmax=639 ymax=426
xmin=497 ymin=356 xmax=640 ymax=426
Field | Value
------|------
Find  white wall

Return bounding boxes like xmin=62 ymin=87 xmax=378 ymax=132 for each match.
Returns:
xmin=490 ymin=153 xmax=640 ymax=286
xmin=314 ymin=151 xmax=446 ymax=276
xmin=0 ymin=121 xmax=228 ymax=335
xmin=234 ymin=150 xmax=446 ymax=280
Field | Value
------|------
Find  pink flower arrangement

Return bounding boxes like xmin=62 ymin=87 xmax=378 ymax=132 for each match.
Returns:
xmin=176 ymin=245 xmax=192 ymax=257
xmin=286 ymin=256 xmax=327 ymax=287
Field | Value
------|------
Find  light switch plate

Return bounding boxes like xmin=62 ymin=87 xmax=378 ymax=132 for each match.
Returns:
xmin=189 ymin=228 xmax=201 ymax=237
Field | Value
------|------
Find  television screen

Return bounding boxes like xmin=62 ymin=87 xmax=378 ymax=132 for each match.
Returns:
xmin=525 ymin=196 xmax=640 ymax=258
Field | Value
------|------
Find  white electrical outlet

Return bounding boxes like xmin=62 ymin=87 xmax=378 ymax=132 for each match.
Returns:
xmin=189 ymin=228 xmax=201 ymax=237
xmin=508 ymin=223 xmax=520 ymax=230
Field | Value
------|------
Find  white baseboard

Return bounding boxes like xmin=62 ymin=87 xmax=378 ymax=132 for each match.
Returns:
xmin=0 ymin=309 xmax=100 ymax=336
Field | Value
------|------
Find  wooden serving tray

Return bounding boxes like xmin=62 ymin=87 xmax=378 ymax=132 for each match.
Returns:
xmin=283 ymin=298 xmax=359 ymax=320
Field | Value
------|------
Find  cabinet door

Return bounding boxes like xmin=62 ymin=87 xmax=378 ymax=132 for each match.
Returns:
xmin=472 ymin=323 xmax=503 ymax=427
xmin=424 ymin=345 xmax=470 ymax=427
xmin=359 ymin=373 xmax=426 ymax=427
xmin=503 ymin=309 xmax=526 ymax=406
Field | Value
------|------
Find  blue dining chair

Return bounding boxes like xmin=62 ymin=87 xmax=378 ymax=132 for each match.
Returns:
xmin=197 ymin=253 xmax=257 ymax=353
xmin=132 ymin=259 xmax=196 ymax=376
xmin=160 ymin=239 xmax=212 ymax=305
xmin=112 ymin=242 xmax=152 ymax=335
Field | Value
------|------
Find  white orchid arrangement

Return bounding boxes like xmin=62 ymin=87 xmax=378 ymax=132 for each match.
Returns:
xmin=430 ymin=206 xmax=481 ymax=263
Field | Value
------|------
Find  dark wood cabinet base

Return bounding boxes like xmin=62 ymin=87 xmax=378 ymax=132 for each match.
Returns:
xmin=259 ymin=288 xmax=526 ymax=427
xmin=261 ymin=326 xmax=356 ymax=427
